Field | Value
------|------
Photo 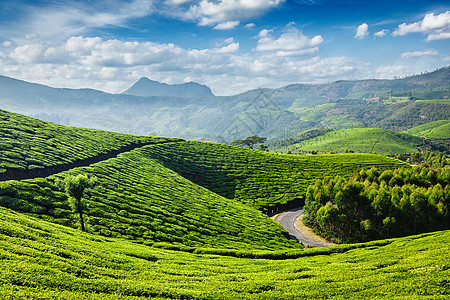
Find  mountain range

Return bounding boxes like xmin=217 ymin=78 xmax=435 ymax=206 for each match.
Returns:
xmin=0 ymin=66 xmax=448 ymax=143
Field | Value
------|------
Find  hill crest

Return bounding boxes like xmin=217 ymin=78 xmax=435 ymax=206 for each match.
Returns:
xmin=122 ymin=77 xmax=214 ymax=98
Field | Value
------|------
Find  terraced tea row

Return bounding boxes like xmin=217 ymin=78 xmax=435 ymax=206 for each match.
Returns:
xmin=0 ymin=145 xmax=297 ymax=250
xmin=146 ymin=141 xmax=408 ymax=210
xmin=0 ymin=109 xmax=178 ymax=178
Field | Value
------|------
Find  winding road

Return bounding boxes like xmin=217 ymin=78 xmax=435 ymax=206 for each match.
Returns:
xmin=276 ymin=207 xmax=333 ymax=247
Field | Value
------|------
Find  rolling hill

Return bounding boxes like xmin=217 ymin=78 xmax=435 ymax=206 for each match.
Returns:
xmin=0 ymin=110 xmax=406 ymax=248
xmin=403 ymin=120 xmax=450 ymax=139
xmin=0 ymin=66 xmax=448 ymax=142
xmin=0 ymin=109 xmax=448 ymax=298
xmin=281 ymin=128 xmax=424 ymax=155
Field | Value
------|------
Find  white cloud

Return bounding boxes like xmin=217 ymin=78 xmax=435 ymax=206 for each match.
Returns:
xmin=245 ymin=23 xmax=256 ymax=29
xmin=10 ymin=44 xmax=44 ymax=63
xmin=401 ymin=49 xmax=438 ymax=58
xmin=375 ymin=65 xmax=411 ymax=78
xmin=2 ymin=41 xmax=12 ymax=47
xmin=355 ymin=23 xmax=369 ymax=39
xmin=1 ymin=35 xmax=369 ymax=96
xmin=427 ymin=32 xmax=450 ymax=41
xmin=393 ymin=11 xmax=450 ymax=41
xmin=256 ymin=26 xmax=323 ymax=57
xmin=374 ymin=29 xmax=388 ymax=37
xmin=223 ymin=37 xmax=235 ymax=45
xmin=213 ymin=21 xmax=240 ymax=30
xmin=181 ymin=0 xmax=285 ymax=28
xmin=2 ymin=0 xmax=154 ymax=44
xmin=258 ymin=29 xmax=272 ymax=37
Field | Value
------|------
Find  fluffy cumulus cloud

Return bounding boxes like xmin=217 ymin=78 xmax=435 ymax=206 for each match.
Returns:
xmin=355 ymin=23 xmax=369 ymax=39
xmin=393 ymin=11 xmax=450 ymax=41
xmin=256 ymin=25 xmax=323 ymax=57
xmin=401 ymin=49 xmax=438 ymax=58
xmin=374 ymin=29 xmax=388 ymax=38
xmin=0 ymin=34 xmax=369 ymax=95
xmin=176 ymin=0 xmax=285 ymax=29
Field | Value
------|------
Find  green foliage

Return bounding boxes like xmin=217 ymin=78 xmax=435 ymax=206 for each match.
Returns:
xmin=0 ymin=206 xmax=449 ymax=299
xmin=232 ymin=135 xmax=267 ymax=149
xmin=305 ymin=165 xmax=450 ymax=243
xmin=64 ymin=174 xmax=95 ymax=232
xmin=407 ymin=152 xmax=449 ymax=168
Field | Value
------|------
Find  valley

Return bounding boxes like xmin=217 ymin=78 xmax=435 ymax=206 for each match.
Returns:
xmin=0 ymin=68 xmax=448 ymax=299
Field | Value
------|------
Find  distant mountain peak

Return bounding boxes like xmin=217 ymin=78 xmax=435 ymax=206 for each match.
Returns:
xmin=122 ymin=77 xmax=214 ymax=98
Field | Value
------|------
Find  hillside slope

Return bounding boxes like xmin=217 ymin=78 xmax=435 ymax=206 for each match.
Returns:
xmin=145 ymin=141 xmax=407 ymax=210
xmin=290 ymin=128 xmax=423 ymax=154
xmin=1 ymin=66 xmax=448 ymax=140
xmin=1 ymin=144 xmax=296 ymax=250
xmin=0 ymin=206 xmax=448 ymax=299
xmin=403 ymin=120 xmax=450 ymax=139
xmin=0 ymin=109 xmax=178 ymax=180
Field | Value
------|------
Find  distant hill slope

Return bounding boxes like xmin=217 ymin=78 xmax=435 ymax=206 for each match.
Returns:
xmin=122 ymin=77 xmax=214 ymax=98
xmin=287 ymin=128 xmax=423 ymax=155
xmin=0 ymin=66 xmax=448 ymax=140
xmin=403 ymin=120 xmax=450 ymax=139
xmin=0 ymin=205 xmax=448 ymax=299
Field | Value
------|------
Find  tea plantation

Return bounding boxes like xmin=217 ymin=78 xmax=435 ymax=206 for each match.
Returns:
xmin=0 ymin=206 xmax=448 ymax=299
xmin=0 ymin=109 xmax=177 ymax=177
xmin=289 ymin=128 xmax=423 ymax=155
xmin=0 ymin=109 xmax=448 ymax=298
xmin=0 ymin=145 xmax=298 ymax=250
xmin=145 ymin=141 xmax=407 ymax=209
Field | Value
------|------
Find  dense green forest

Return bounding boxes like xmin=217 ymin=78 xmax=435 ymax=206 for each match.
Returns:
xmin=304 ymin=154 xmax=450 ymax=243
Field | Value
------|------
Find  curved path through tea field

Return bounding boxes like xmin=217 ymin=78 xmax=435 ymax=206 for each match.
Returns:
xmin=276 ymin=207 xmax=333 ymax=247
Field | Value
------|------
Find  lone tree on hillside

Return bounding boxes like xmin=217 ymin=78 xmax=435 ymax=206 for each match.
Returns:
xmin=64 ymin=174 xmax=95 ymax=232
xmin=232 ymin=135 xmax=267 ymax=149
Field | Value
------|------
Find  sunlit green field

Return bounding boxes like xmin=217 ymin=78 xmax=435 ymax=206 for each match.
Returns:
xmin=403 ymin=120 xmax=450 ymax=139
xmin=290 ymin=128 xmax=422 ymax=154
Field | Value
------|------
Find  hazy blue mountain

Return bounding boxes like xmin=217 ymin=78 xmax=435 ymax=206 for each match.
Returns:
xmin=123 ymin=77 xmax=214 ymax=98
xmin=0 ymin=66 xmax=448 ymax=142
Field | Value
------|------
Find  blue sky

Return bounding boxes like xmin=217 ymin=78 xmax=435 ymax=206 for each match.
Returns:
xmin=0 ymin=0 xmax=449 ymax=95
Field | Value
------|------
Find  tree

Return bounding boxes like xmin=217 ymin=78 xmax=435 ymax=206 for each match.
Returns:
xmin=64 ymin=174 xmax=95 ymax=232
xmin=232 ymin=135 xmax=267 ymax=149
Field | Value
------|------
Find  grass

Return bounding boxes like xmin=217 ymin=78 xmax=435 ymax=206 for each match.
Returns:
xmin=146 ymin=141 xmax=407 ymax=209
xmin=0 ymin=108 xmax=177 ymax=175
xmin=290 ymin=128 xmax=423 ymax=155
xmin=0 ymin=206 xmax=449 ymax=299
xmin=403 ymin=120 xmax=450 ymax=139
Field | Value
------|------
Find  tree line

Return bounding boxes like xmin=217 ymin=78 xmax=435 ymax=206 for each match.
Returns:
xmin=304 ymin=163 xmax=449 ymax=243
